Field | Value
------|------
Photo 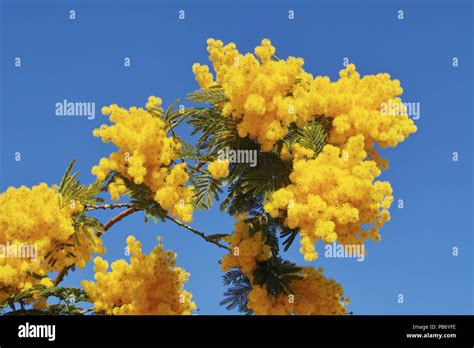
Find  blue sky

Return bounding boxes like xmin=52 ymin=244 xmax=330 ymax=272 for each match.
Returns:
xmin=0 ymin=0 xmax=472 ymax=314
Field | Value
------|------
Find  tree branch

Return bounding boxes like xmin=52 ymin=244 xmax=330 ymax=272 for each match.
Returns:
xmin=53 ymin=207 xmax=138 ymax=285
xmin=80 ymin=308 xmax=94 ymax=314
xmin=97 ymin=207 xmax=137 ymax=237
xmin=165 ymin=215 xmax=230 ymax=251
xmin=54 ymin=204 xmax=231 ymax=286
xmin=85 ymin=203 xmax=133 ymax=211
xmin=188 ymin=154 xmax=215 ymax=175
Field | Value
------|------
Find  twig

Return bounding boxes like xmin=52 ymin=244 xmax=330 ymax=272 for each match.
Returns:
xmin=55 ymin=205 xmax=231 ymax=285
xmin=85 ymin=203 xmax=133 ymax=211
xmin=97 ymin=207 xmax=137 ymax=237
xmin=53 ymin=207 xmax=138 ymax=285
xmin=80 ymin=308 xmax=94 ymax=314
xmin=164 ymin=215 xmax=230 ymax=251
xmin=188 ymin=153 xmax=216 ymax=175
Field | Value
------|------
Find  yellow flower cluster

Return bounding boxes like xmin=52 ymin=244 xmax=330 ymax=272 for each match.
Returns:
xmin=108 ymin=177 xmax=127 ymax=201
xmin=311 ymin=64 xmax=417 ymax=150
xmin=207 ymin=159 xmax=230 ymax=179
xmin=247 ymin=267 xmax=347 ymax=315
xmin=82 ymin=236 xmax=196 ymax=315
xmin=221 ymin=218 xmax=347 ymax=315
xmin=193 ymin=38 xmax=311 ymax=151
xmin=193 ymin=39 xmax=416 ymax=153
xmin=30 ymin=277 xmax=55 ymax=309
xmin=221 ymin=218 xmax=271 ymax=278
xmin=0 ymin=184 xmax=104 ymax=302
xmin=265 ymin=135 xmax=393 ymax=261
xmin=92 ymin=97 xmax=194 ymax=221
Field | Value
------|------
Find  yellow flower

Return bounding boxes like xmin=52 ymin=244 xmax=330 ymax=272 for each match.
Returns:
xmin=82 ymin=236 xmax=196 ymax=315
xmin=247 ymin=267 xmax=347 ymax=315
xmin=221 ymin=218 xmax=271 ymax=279
xmin=145 ymin=95 xmax=162 ymax=111
xmin=92 ymin=99 xmax=194 ymax=222
xmin=193 ymin=39 xmax=416 ymax=155
xmin=193 ymin=38 xmax=310 ymax=151
xmin=208 ymin=160 xmax=230 ymax=179
xmin=108 ymin=177 xmax=127 ymax=201
xmin=0 ymin=183 xmax=104 ymax=302
xmin=264 ymin=135 xmax=393 ymax=261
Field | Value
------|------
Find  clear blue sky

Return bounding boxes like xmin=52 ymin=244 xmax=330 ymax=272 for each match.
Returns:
xmin=1 ymin=0 xmax=472 ymax=314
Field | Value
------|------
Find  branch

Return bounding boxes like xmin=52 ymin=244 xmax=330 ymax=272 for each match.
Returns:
xmin=188 ymin=153 xmax=216 ymax=175
xmin=191 ymin=159 xmax=207 ymax=173
xmin=53 ymin=207 xmax=138 ymax=285
xmin=97 ymin=207 xmax=137 ymax=237
xmin=80 ymin=308 xmax=94 ymax=314
xmin=85 ymin=203 xmax=133 ymax=211
xmin=165 ymin=215 xmax=231 ymax=251
xmin=55 ymin=204 xmax=230 ymax=285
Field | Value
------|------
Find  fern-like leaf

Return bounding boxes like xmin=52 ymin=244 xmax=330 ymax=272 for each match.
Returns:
xmin=186 ymin=87 xmax=228 ymax=105
xmin=220 ymin=269 xmax=252 ymax=314
xmin=253 ymin=257 xmax=304 ymax=296
xmin=191 ymin=172 xmax=224 ymax=210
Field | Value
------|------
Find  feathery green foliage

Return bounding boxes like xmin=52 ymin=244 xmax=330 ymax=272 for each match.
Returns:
xmin=1 ymin=285 xmax=90 ymax=316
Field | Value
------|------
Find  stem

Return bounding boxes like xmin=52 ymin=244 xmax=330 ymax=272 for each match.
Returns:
xmin=97 ymin=207 xmax=137 ymax=237
xmin=188 ymin=153 xmax=216 ymax=175
xmin=165 ymin=215 xmax=230 ymax=251
xmin=191 ymin=160 xmax=207 ymax=173
xmin=80 ymin=308 xmax=94 ymax=314
xmin=85 ymin=203 xmax=133 ymax=211
xmin=54 ymin=205 xmax=230 ymax=285
xmin=53 ymin=207 xmax=138 ymax=285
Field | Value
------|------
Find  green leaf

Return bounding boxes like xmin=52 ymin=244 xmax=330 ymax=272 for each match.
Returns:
xmin=116 ymin=174 xmax=167 ymax=220
xmin=175 ymin=136 xmax=204 ymax=162
xmin=191 ymin=172 xmax=224 ymax=210
xmin=188 ymin=107 xmax=239 ymax=152
xmin=162 ymin=100 xmax=198 ymax=132
xmin=285 ymin=117 xmax=332 ymax=156
xmin=1 ymin=285 xmax=90 ymax=315
xmin=280 ymin=228 xmax=299 ymax=252
xmin=220 ymin=269 xmax=252 ymax=314
xmin=240 ymin=155 xmax=292 ymax=197
xmin=252 ymin=257 xmax=304 ymax=296
xmin=186 ymin=87 xmax=227 ymax=105
xmin=59 ymin=160 xmax=77 ymax=192
xmin=57 ymin=160 xmax=107 ymax=208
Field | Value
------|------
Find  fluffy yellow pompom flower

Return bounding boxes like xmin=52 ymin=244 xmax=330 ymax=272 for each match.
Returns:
xmin=193 ymin=38 xmax=311 ymax=151
xmin=221 ymin=218 xmax=271 ymax=278
xmin=108 ymin=177 xmax=127 ymax=201
xmin=153 ymin=163 xmax=194 ymax=222
xmin=92 ymin=99 xmax=194 ymax=222
xmin=194 ymin=39 xmax=416 ymax=155
xmin=247 ymin=267 xmax=347 ymax=315
xmin=145 ymin=95 xmax=162 ymax=111
xmin=192 ymin=63 xmax=215 ymax=90
xmin=0 ymin=183 xmax=104 ymax=302
xmin=82 ymin=236 xmax=196 ymax=315
xmin=311 ymin=64 xmax=418 ymax=150
xmin=265 ymin=135 xmax=393 ymax=261
xmin=207 ymin=159 xmax=230 ymax=179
